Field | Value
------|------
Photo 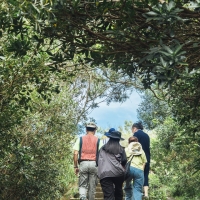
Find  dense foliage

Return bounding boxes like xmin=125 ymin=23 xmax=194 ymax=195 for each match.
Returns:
xmin=0 ymin=9 xmax=134 ymax=199
xmin=1 ymin=0 xmax=199 ymax=125
xmin=150 ymin=118 xmax=200 ymax=199
xmin=137 ymin=90 xmax=170 ymax=129
xmin=137 ymin=92 xmax=200 ymax=199
xmin=1 ymin=0 xmax=200 ymax=199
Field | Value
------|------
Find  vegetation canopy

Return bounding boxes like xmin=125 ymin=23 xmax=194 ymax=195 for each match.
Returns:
xmin=1 ymin=0 xmax=200 ymax=123
xmin=1 ymin=0 xmax=200 ymax=199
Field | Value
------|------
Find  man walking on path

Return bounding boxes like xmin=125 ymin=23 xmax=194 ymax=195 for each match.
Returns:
xmin=73 ymin=122 xmax=103 ymax=200
xmin=132 ymin=122 xmax=150 ymax=199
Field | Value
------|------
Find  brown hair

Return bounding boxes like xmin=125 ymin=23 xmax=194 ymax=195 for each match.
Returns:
xmin=128 ymin=136 xmax=138 ymax=144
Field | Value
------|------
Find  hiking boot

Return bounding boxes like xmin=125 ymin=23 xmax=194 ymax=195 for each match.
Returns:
xmin=143 ymin=196 xmax=149 ymax=200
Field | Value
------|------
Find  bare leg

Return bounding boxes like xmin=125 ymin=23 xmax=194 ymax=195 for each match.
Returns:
xmin=144 ymin=186 xmax=149 ymax=197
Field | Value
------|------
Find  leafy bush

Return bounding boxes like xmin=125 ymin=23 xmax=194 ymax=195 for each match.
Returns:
xmin=149 ymin=118 xmax=200 ymax=200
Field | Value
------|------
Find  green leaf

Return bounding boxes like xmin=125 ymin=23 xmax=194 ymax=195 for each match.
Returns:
xmin=176 ymin=51 xmax=186 ymax=57
xmin=193 ymin=43 xmax=199 ymax=47
xmin=174 ymin=44 xmax=183 ymax=55
xmin=160 ymin=56 xmax=167 ymax=68
xmin=31 ymin=3 xmax=41 ymax=13
xmin=166 ymin=1 xmax=176 ymax=11
xmin=170 ymin=29 xmax=175 ymax=37
xmin=177 ymin=62 xmax=188 ymax=66
xmin=145 ymin=11 xmax=158 ymax=16
xmin=159 ymin=51 xmax=172 ymax=57
xmin=0 ymin=56 xmax=5 ymax=60
xmin=162 ymin=45 xmax=173 ymax=54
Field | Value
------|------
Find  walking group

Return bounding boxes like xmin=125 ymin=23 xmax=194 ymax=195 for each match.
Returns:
xmin=73 ymin=121 xmax=150 ymax=200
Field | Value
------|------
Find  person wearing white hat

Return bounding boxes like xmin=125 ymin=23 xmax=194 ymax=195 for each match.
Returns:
xmin=124 ymin=136 xmax=147 ymax=200
xmin=73 ymin=122 xmax=103 ymax=200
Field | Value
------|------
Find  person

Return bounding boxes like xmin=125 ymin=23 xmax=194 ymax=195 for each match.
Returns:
xmin=124 ymin=136 xmax=147 ymax=200
xmin=132 ymin=122 xmax=150 ymax=199
xmin=97 ymin=130 xmax=127 ymax=200
xmin=73 ymin=122 xmax=103 ymax=200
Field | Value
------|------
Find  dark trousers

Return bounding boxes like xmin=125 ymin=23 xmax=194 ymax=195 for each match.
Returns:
xmin=100 ymin=176 xmax=124 ymax=200
xmin=144 ymin=162 xmax=150 ymax=186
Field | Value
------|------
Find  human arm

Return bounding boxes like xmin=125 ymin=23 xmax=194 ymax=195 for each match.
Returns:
xmin=73 ymin=138 xmax=80 ymax=176
xmin=73 ymin=150 xmax=79 ymax=175
xmin=96 ymin=147 xmax=103 ymax=167
xmin=141 ymin=151 xmax=147 ymax=170
xmin=143 ymin=163 xmax=146 ymax=171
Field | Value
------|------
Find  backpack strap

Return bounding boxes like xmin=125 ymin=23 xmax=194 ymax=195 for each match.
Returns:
xmin=96 ymin=138 xmax=100 ymax=166
xmin=78 ymin=137 xmax=82 ymax=164
xmin=96 ymin=138 xmax=100 ymax=156
xmin=128 ymin=154 xmax=134 ymax=162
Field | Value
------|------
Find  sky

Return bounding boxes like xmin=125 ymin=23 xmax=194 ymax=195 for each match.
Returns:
xmin=88 ymin=90 xmax=142 ymax=130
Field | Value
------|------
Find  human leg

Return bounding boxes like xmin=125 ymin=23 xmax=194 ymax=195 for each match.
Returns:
xmin=143 ymin=187 xmax=149 ymax=198
xmin=112 ymin=176 xmax=124 ymax=200
xmin=100 ymin=177 xmax=115 ymax=200
xmin=124 ymin=176 xmax=133 ymax=200
xmin=79 ymin=161 xmax=89 ymax=199
xmin=132 ymin=167 xmax=144 ymax=200
xmin=88 ymin=161 xmax=98 ymax=200
xmin=143 ymin=162 xmax=150 ymax=197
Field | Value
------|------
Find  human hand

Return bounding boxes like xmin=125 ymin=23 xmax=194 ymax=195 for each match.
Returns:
xmin=74 ymin=167 xmax=79 ymax=176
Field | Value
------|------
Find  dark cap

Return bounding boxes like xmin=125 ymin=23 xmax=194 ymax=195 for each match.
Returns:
xmin=106 ymin=130 xmax=124 ymax=140
xmin=104 ymin=128 xmax=115 ymax=137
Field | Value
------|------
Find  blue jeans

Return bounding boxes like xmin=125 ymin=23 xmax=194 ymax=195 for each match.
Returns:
xmin=124 ymin=166 xmax=144 ymax=200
